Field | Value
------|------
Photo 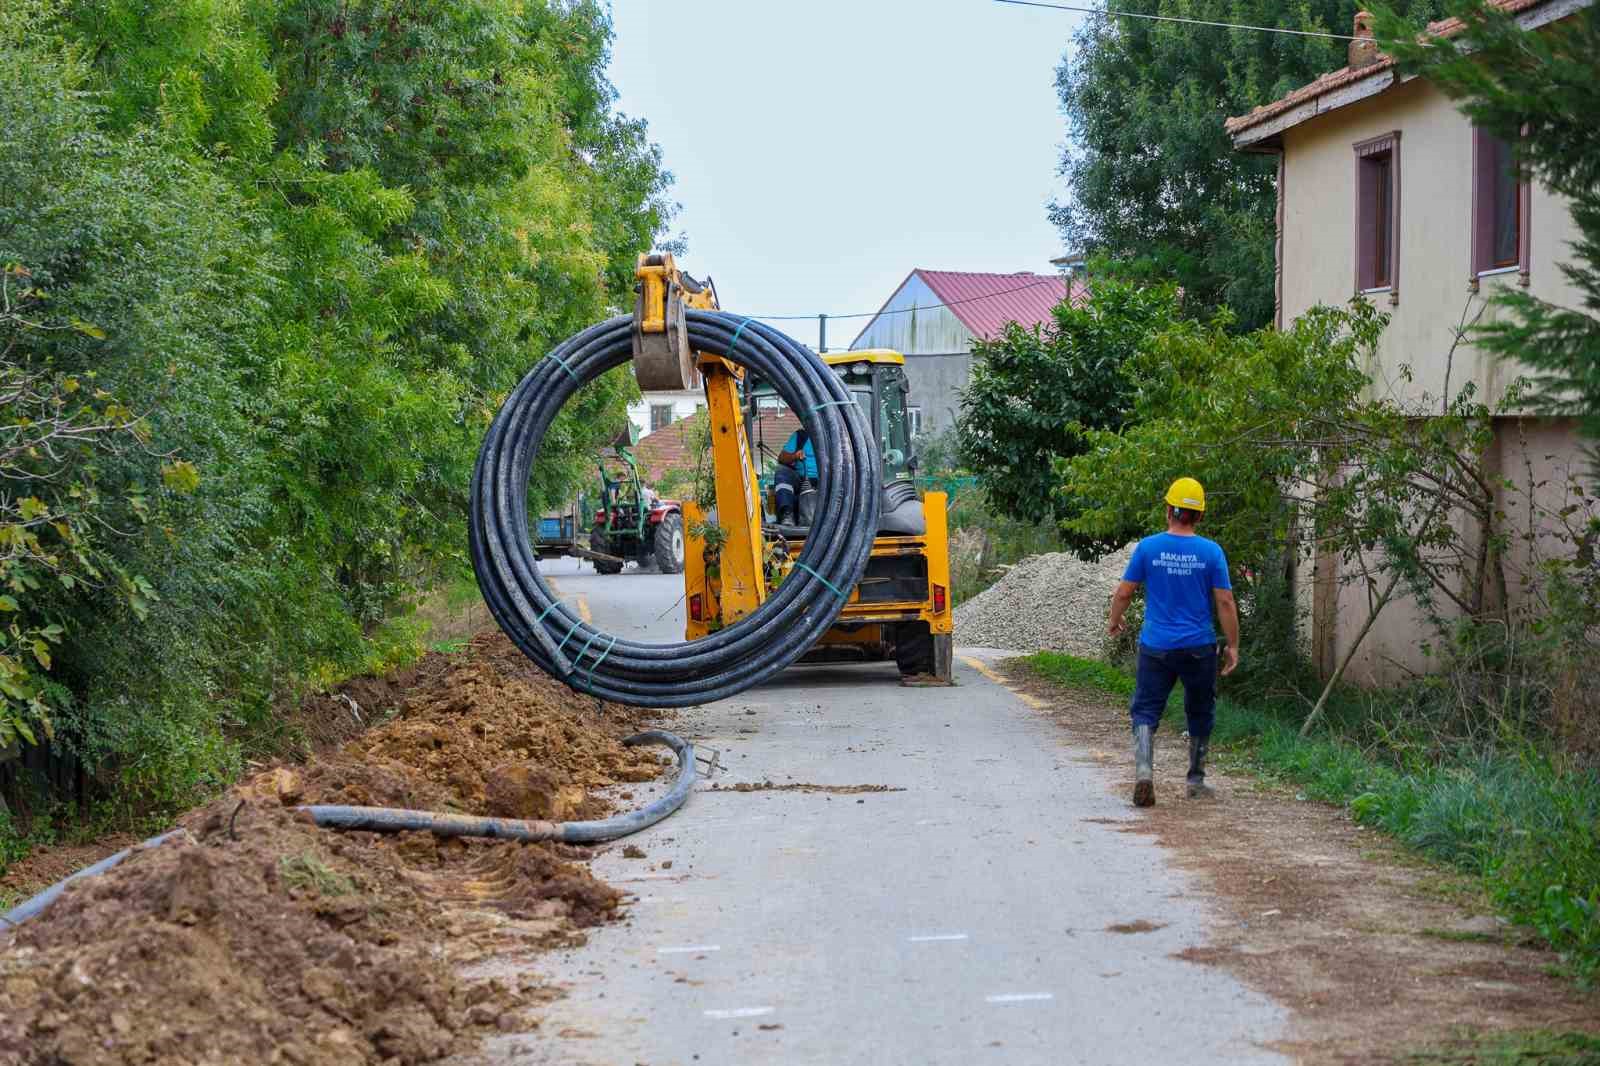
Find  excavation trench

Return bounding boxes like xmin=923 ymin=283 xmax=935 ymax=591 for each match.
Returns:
xmin=0 ymin=631 xmax=676 ymax=1066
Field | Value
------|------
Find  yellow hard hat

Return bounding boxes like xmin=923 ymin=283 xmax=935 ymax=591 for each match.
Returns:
xmin=1165 ymin=477 xmax=1206 ymax=512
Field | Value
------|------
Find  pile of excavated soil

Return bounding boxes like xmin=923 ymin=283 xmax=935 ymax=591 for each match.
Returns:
xmin=954 ymin=547 xmax=1131 ymax=654
xmin=299 ymin=632 xmax=664 ymax=822
xmin=0 ymin=630 xmax=667 ymax=1065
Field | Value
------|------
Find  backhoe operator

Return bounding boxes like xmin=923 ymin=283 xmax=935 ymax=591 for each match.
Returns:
xmin=774 ymin=427 xmax=817 ymax=525
xmin=1107 ymin=477 xmax=1239 ymax=808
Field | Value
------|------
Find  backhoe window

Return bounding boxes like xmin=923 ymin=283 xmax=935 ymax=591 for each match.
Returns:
xmin=747 ymin=365 xmax=912 ymax=482
xmin=872 ymin=369 xmax=914 ymax=482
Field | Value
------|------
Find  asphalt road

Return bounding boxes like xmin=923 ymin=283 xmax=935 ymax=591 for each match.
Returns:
xmin=465 ymin=558 xmax=1287 ymax=1065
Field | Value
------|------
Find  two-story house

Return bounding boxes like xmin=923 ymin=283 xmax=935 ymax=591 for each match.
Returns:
xmin=1226 ymin=0 xmax=1591 ymax=682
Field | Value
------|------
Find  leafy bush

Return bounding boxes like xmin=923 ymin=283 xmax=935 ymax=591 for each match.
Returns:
xmin=0 ymin=1 xmax=671 ymax=830
xmin=957 ymin=280 xmax=1181 ymax=559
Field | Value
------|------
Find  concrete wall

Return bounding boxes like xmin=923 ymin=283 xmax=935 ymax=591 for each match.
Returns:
xmin=850 ymin=273 xmax=975 ymax=433
xmin=1279 ymin=77 xmax=1590 ymax=682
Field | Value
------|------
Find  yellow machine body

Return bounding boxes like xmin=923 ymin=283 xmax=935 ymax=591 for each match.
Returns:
xmin=635 ymin=255 xmax=953 ymax=681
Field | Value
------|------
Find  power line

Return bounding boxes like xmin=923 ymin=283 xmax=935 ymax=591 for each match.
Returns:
xmin=992 ymin=0 xmax=1356 ymax=40
xmin=746 ymin=275 xmax=1074 ymax=323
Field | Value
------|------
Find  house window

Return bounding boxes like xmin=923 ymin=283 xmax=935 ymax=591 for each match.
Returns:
xmin=650 ymin=404 xmax=673 ymax=432
xmin=1354 ymin=131 xmax=1400 ymax=297
xmin=1473 ymin=127 xmax=1528 ymax=277
xmin=907 ymin=406 xmax=923 ymax=437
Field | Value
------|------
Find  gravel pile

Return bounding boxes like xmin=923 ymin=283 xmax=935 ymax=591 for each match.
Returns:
xmin=954 ymin=546 xmax=1132 ymax=654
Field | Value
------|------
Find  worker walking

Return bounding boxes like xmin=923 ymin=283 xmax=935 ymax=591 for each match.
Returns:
xmin=1107 ymin=477 xmax=1239 ymax=806
xmin=773 ymin=427 xmax=817 ymax=525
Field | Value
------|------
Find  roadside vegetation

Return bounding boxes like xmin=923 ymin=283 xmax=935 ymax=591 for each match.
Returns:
xmin=969 ymin=0 xmax=1600 ymax=989
xmin=1 ymin=1 xmax=673 ymax=868
xmin=1025 ymin=649 xmax=1600 ymax=984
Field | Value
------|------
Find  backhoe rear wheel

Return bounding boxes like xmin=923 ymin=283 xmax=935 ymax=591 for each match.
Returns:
xmin=894 ymin=622 xmax=953 ymax=684
xmin=653 ymin=512 xmax=685 ymax=574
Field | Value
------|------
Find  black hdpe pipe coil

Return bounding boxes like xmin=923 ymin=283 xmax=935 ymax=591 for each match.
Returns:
xmin=1 ymin=731 xmax=692 ymax=928
xmin=300 ymin=729 xmax=694 ymax=843
xmin=470 ymin=311 xmax=880 ymax=707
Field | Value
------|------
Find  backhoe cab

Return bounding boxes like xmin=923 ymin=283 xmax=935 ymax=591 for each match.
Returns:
xmin=632 ymin=253 xmax=953 ymax=683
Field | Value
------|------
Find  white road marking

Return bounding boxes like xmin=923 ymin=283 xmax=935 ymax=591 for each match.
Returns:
xmin=704 ymin=1006 xmax=774 ymax=1020
xmin=985 ymin=992 xmax=1055 ymax=1004
xmin=657 ymin=945 xmax=720 ymax=955
xmin=907 ymin=933 xmax=969 ymax=942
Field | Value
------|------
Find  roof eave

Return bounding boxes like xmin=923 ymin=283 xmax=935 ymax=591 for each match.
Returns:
xmin=1229 ymin=68 xmax=1398 ymax=150
xmin=1227 ymin=0 xmax=1591 ymax=149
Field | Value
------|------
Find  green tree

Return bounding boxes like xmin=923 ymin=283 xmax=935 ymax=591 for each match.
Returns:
xmin=1061 ymin=300 xmax=1518 ymax=729
xmin=1 ymin=0 xmax=670 ymax=820
xmin=1373 ymin=2 xmax=1600 ymax=456
xmin=957 ymin=280 xmax=1181 ymax=556
xmin=1053 ymin=0 xmax=1441 ymax=329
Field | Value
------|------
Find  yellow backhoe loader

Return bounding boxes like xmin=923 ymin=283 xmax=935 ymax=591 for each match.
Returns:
xmin=631 ymin=253 xmax=953 ymax=682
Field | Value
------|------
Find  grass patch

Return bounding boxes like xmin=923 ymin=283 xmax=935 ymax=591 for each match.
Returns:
xmin=1402 ymin=1029 xmax=1600 ymax=1064
xmin=1418 ymin=927 xmax=1501 ymax=944
xmin=279 ymin=852 xmax=354 ymax=897
xmin=1027 ymin=651 xmax=1136 ymax=699
xmin=1018 ymin=650 xmax=1600 ymax=986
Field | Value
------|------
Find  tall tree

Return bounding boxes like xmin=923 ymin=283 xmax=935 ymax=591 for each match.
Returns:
xmin=1053 ymin=0 xmax=1441 ymax=329
xmin=2 ymin=1 xmax=674 ymax=816
xmin=957 ymin=280 xmax=1181 ymax=557
xmin=1373 ymin=1 xmax=1600 ymax=454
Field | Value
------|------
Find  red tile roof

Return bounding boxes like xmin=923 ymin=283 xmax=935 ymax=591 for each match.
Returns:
xmin=632 ymin=408 xmax=802 ymax=483
xmin=1225 ymin=0 xmax=1551 ymax=138
xmin=912 ymin=270 xmax=1087 ymax=341
xmin=633 ymin=413 xmax=702 ymax=484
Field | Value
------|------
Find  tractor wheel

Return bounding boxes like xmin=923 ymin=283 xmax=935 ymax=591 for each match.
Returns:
xmin=653 ymin=512 xmax=685 ymax=574
xmin=894 ymin=621 xmax=953 ymax=684
xmin=591 ymin=531 xmax=624 ymax=575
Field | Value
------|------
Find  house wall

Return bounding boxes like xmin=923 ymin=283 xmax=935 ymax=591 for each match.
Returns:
xmin=627 ymin=390 xmax=703 ymax=442
xmin=850 ymin=274 xmax=975 ymax=433
xmin=1279 ymin=76 xmax=1589 ymax=683
xmin=1280 ymin=77 xmax=1583 ymax=406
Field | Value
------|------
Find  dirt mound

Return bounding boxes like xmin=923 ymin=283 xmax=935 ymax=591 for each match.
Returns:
xmin=954 ymin=547 xmax=1131 ymax=653
xmin=0 ymin=629 xmax=665 ymax=1065
xmin=0 ymin=798 xmax=610 ymax=1065
xmin=337 ymin=637 xmax=661 ymax=811
xmin=290 ymin=653 xmax=455 ymax=752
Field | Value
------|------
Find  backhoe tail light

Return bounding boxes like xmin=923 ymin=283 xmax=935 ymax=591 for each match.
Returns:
xmin=932 ymin=584 xmax=947 ymax=614
xmin=689 ymin=593 xmax=703 ymax=622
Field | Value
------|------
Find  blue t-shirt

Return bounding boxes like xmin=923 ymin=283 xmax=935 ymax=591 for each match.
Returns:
xmin=1121 ymin=532 xmax=1232 ymax=650
xmin=783 ymin=431 xmax=818 ymax=479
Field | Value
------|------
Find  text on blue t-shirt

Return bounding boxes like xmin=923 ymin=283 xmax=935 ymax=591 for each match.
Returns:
xmin=1121 ymin=532 xmax=1232 ymax=651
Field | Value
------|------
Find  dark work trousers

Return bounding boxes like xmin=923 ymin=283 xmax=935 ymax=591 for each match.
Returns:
xmin=773 ymin=464 xmax=805 ymax=515
xmin=1129 ymin=642 xmax=1218 ymax=740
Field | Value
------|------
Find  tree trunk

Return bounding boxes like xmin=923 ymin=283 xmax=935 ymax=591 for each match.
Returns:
xmin=1299 ymin=566 xmax=1405 ymax=738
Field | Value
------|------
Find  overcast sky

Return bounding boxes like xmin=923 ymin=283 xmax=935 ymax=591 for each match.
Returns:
xmin=607 ymin=1 xmax=1083 ymax=351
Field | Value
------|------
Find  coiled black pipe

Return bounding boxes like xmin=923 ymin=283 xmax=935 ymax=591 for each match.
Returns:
xmin=300 ymin=730 xmax=695 ymax=844
xmin=470 ymin=311 xmax=879 ymax=706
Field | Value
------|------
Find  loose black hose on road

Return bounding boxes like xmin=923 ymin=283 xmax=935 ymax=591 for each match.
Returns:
xmin=470 ymin=311 xmax=879 ymax=707
xmin=1 ymin=732 xmax=697 ymax=928
xmin=300 ymin=730 xmax=695 ymax=844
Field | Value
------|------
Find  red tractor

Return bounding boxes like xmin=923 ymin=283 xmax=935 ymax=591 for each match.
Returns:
xmin=588 ymin=446 xmax=684 ymax=575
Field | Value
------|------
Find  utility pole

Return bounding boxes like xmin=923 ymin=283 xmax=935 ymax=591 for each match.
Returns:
xmin=818 ymin=313 xmax=828 ymax=354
